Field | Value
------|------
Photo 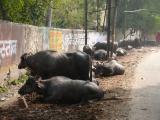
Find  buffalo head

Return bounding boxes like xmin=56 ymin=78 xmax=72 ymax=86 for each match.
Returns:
xmin=18 ymin=76 xmax=43 ymax=96
xmin=18 ymin=52 xmax=32 ymax=69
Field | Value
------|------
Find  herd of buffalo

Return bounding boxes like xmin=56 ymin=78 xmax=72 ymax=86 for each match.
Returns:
xmin=18 ymin=38 xmax=142 ymax=104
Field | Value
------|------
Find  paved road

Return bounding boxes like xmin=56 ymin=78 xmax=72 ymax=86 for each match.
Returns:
xmin=129 ymin=50 xmax=160 ymax=120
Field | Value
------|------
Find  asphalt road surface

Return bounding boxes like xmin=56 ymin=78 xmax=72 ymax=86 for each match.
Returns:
xmin=129 ymin=50 xmax=160 ymax=120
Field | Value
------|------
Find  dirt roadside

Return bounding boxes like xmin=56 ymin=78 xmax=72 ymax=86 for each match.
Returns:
xmin=0 ymin=47 xmax=158 ymax=120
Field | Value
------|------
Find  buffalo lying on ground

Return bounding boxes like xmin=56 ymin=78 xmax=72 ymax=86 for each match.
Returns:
xmin=83 ymin=45 xmax=93 ymax=56
xmin=93 ymin=49 xmax=107 ymax=60
xmin=93 ymin=49 xmax=117 ymax=61
xmin=18 ymin=76 xmax=104 ymax=104
xmin=18 ymin=50 xmax=91 ymax=81
xmin=93 ymin=42 xmax=118 ymax=53
xmin=116 ymin=48 xmax=127 ymax=56
xmin=93 ymin=60 xmax=125 ymax=77
xmin=118 ymin=38 xmax=142 ymax=49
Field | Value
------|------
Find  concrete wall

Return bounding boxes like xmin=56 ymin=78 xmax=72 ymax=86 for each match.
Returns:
xmin=2 ymin=21 xmax=153 ymax=84
xmin=50 ymin=28 xmax=107 ymax=52
xmin=0 ymin=21 xmax=46 ymax=84
xmin=0 ymin=21 xmax=107 ymax=84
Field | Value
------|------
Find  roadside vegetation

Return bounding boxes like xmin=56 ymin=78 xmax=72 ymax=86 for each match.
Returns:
xmin=0 ymin=86 xmax=8 ymax=93
xmin=8 ymin=74 xmax=28 ymax=86
xmin=0 ymin=0 xmax=159 ymax=33
xmin=0 ymin=73 xmax=29 ymax=93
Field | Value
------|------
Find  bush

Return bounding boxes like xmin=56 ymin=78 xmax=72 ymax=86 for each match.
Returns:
xmin=0 ymin=86 xmax=8 ymax=93
xmin=9 ymin=74 xmax=29 ymax=85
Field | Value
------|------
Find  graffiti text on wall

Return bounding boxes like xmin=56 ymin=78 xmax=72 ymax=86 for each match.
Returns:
xmin=0 ymin=40 xmax=17 ymax=59
xmin=63 ymin=33 xmax=85 ymax=51
xmin=49 ymin=31 xmax=62 ymax=51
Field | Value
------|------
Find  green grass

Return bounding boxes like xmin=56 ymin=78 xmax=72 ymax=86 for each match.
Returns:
xmin=0 ymin=86 xmax=8 ymax=93
xmin=9 ymin=74 xmax=29 ymax=85
xmin=0 ymin=74 xmax=29 ymax=93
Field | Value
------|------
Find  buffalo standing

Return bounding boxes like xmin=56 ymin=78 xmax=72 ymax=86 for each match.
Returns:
xmin=18 ymin=50 xmax=91 ymax=81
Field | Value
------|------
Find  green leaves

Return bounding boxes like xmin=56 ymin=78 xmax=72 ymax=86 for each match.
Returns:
xmin=117 ymin=0 xmax=160 ymax=33
xmin=0 ymin=0 xmax=48 ymax=25
xmin=0 ymin=86 xmax=8 ymax=93
xmin=0 ymin=0 xmax=106 ymax=29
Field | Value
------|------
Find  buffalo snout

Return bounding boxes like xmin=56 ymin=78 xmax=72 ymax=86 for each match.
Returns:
xmin=18 ymin=59 xmax=28 ymax=69
xmin=18 ymin=87 xmax=25 ymax=95
xmin=18 ymin=63 xmax=23 ymax=69
xmin=18 ymin=77 xmax=37 ymax=95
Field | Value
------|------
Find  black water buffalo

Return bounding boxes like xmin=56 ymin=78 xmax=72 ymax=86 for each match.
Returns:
xmin=93 ymin=49 xmax=107 ymax=60
xmin=18 ymin=50 xmax=91 ymax=80
xmin=118 ymin=38 xmax=142 ymax=49
xmin=116 ymin=48 xmax=127 ymax=56
xmin=18 ymin=76 xmax=104 ymax=104
xmin=134 ymin=38 xmax=142 ymax=48
xmin=93 ymin=42 xmax=118 ymax=53
xmin=93 ymin=42 xmax=107 ymax=50
xmin=93 ymin=60 xmax=125 ymax=77
xmin=83 ymin=45 xmax=92 ymax=56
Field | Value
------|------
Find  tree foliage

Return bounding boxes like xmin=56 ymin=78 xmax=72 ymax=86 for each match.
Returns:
xmin=0 ymin=0 xmax=106 ymax=29
xmin=0 ymin=0 xmax=49 ymax=26
xmin=0 ymin=0 xmax=159 ymax=33
xmin=117 ymin=0 xmax=160 ymax=33
xmin=52 ymin=0 xmax=106 ymax=29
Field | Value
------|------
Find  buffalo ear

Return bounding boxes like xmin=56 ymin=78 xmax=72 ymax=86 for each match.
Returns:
xmin=35 ymin=76 xmax=42 ymax=81
xmin=36 ymin=80 xmax=44 ymax=89
xmin=28 ymin=52 xmax=33 ymax=55
xmin=22 ymin=52 xmax=32 ymax=60
xmin=92 ymin=66 xmax=96 ymax=72
xmin=96 ymin=61 xmax=99 ymax=65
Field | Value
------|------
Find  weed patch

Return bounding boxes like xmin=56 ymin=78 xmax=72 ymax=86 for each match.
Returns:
xmin=9 ymin=74 xmax=29 ymax=85
xmin=0 ymin=86 xmax=8 ymax=93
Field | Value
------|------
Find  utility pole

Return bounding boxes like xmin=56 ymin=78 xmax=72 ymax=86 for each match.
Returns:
xmin=123 ymin=0 xmax=127 ymax=39
xmin=107 ymin=0 xmax=111 ymax=59
xmin=111 ymin=0 xmax=118 ymax=57
xmin=102 ymin=0 xmax=108 ymax=32
xmin=46 ymin=1 xmax=53 ymax=27
xmin=84 ymin=0 xmax=88 ymax=45
xmin=96 ymin=0 xmax=99 ymax=32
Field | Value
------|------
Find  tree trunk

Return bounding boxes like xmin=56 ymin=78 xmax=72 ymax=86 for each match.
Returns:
xmin=84 ymin=0 xmax=88 ymax=45
xmin=96 ymin=0 xmax=99 ymax=32
xmin=46 ymin=1 xmax=53 ymax=27
xmin=107 ymin=0 xmax=111 ymax=59
xmin=0 ymin=0 xmax=9 ymax=20
xmin=111 ymin=0 xmax=118 ymax=57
